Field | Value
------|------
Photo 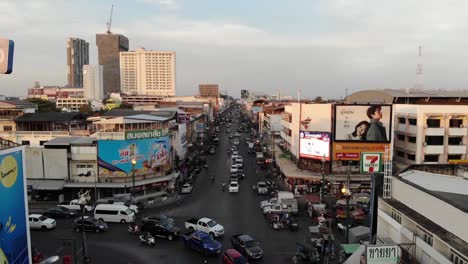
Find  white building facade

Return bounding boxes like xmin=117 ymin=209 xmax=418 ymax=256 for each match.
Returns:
xmin=83 ymin=65 xmax=104 ymax=101
xmin=120 ymin=48 xmax=176 ymax=96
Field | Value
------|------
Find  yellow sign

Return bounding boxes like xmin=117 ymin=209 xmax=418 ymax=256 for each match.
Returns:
xmin=448 ymin=159 xmax=468 ymax=165
xmin=333 ymin=142 xmax=390 ymax=161
xmin=0 ymin=155 xmax=18 ymax=188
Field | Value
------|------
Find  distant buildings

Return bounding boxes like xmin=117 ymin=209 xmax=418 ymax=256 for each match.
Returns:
xmin=27 ymin=84 xmax=83 ymax=100
xmin=96 ymin=33 xmax=129 ymax=95
xmin=199 ymin=84 xmax=219 ymax=98
xmin=83 ymin=65 xmax=104 ymax=101
xmin=66 ymin=38 xmax=89 ymax=88
xmin=120 ymin=48 xmax=176 ymax=97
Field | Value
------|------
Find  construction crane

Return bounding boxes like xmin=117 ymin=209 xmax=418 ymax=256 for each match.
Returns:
xmin=106 ymin=5 xmax=114 ymax=34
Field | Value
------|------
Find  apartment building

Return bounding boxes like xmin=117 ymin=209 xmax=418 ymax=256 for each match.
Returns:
xmin=56 ymin=98 xmax=89 ymax=112
xmin=120 ymin=48 xmax=175 ymax=96
xmin=0 ymin=99 xmax=37 ymax=132
xmin=66 ymin=38 xmax=89 ymax=88
xmin=27 ymin=86 xmax=84 ymax=100
xmin=377 ymin=166 xmax=468 ymax=264
xmin=83 ymin=65 xmax=104 ymax=101
xmin=394 ymin=105 xmax=467 ymax=168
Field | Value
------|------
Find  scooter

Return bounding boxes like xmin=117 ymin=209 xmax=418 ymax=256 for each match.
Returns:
xmin=128 ymin=224 xmax=140 ymax=235
xmin=139 ymin=232 xmax=156 ymax=246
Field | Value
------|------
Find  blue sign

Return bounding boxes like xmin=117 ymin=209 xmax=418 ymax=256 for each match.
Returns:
xmin=97 ymin=136 xmax=170 ymax=177
xmin=0 ymin=39 xmax=14 ymax=74
xmin=0 ymin=147 xmax=30 ymax=264
xmin=252 ymin=106 xmax=262 ymax=114
xmin=196 ymin=123 xmax=205 ymax=132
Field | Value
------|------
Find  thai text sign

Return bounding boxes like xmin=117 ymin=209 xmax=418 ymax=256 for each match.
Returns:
xmin=333 ymin=142 xmax=389 ymax=161
xmin=366 ymin=245 xmax=400 ymax=264
xmin=125 ymin=129 xmax=165 ymax=140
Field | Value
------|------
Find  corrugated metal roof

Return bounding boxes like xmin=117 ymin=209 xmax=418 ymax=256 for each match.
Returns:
xmin=15 ymin=112 xmax=86 ymax=122
xmin=43 ymin=137 xmax=96 ymax=146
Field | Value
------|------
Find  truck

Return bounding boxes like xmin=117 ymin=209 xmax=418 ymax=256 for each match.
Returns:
xmin=263 ymin=198 xmax=299 ymax=215
xmin=260 ymin=191 xmax=294 ymax=209
xmin=231 ymin=234 xmax=264 ymax=260
xmin=58 ymin=199 xmax=94 ymax=212
xmin=184 ymin=217 xmax=224 ymax=238
xmin=256 ymin=152 xmax=265 ymax=165
xmin=181 ymin=230 xmax=222 ymax=255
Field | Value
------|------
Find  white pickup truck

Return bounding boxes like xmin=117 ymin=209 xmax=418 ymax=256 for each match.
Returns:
xmin=260 ymin=191 xmax=294 ymax=209
xmin=185 ymin=217 xmax=224 ymax=238
xmin=58 ymin=199 xmax=94 ymax=212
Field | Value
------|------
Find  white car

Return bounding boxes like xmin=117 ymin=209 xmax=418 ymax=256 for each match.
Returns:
xmin=229 ymin=182 xmax=239 ymax=193
xmin=232 ymin=150 xmax=239 ymax=156
xmin=113 ymin=202 xmax=139 ymax=214
xmin=235 ymin=157 xmax=243 ymax=164
xmin=230 ymin=166 xmax=238 ymax=174
xmin=181 ymin=183 xmax=193 ymax=194
xmin=29 ymin=214 xmax=56 ymax=231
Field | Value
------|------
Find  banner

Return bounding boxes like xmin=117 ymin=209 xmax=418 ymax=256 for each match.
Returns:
xmin=178 ymin=124 xmax=187 ymax=158
xmin=334 ymin=105 xmax=392 ymax=143
xmin=125 ymin=129 xmax=166 ymax=140
xmin=333 ymin=142 xmax=389 ymax=161
xmin=98 ymin=136 xmax=170 ymax=177
xmin=0 ymin=146 xmax=31 ymax=264
xmin=300 ymin=104 xmax=332 ymax=132
xmin=299 ymin=131 xmax=330 ymax=160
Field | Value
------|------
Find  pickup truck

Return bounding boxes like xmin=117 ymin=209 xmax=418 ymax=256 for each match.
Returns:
xmin=185 ymin=217 xmax=224 ymax=238
xmin=181 ymin=230 xmax=222 ymax=255
xmin=263 ymin=198 xmax=299 ymax=215
xmin=231 ymin=234 xmax=264 ymax=260
xmin=260 ymin=192 xmax=295 ymax=209
xmin=58 ymin=199 xmax=94 ymax=212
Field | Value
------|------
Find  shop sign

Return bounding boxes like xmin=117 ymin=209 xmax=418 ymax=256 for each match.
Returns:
xmin=125 ymin=129 xmax=166 ymax=140
xmin=360 ymin=152 xmax=383 ymax=173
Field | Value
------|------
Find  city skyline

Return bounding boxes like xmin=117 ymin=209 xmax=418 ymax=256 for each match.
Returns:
xmin=2 ymin=0 xmax=468 ymax=98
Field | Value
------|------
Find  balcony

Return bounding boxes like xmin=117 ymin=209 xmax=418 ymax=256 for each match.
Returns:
xmin=448 ymin=127 xmax=468 ymax=136
xmin=425 ymin=127 xmax=445 ymax=136
xmin=397 ymin=124 xmax=406 ymax=132
xmin=424 ymin=145 xmax=444 ymax=154
xmin=281 ymin=120 xmax=291 ymax=130
xmin=448 ymin=145 xmax=467 ymax=155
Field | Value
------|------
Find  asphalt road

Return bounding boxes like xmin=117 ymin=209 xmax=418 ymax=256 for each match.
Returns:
xmin=31 ymin=118 xmax=311 ymax=264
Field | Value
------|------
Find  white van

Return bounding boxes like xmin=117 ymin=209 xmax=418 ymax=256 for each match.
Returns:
xmin=94 ymin=204 xmax=135 ymax=223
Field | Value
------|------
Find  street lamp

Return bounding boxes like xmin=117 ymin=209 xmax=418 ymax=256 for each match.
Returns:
xmin=341 ymin=184 xmax=352 ymax=244
xmin=131 ymin=159 xmax=136 ymax=196
xmin=320 ymin=154 xmax=326 ymax=204
xmin=77 ymin=189 xmax=91 ymax=263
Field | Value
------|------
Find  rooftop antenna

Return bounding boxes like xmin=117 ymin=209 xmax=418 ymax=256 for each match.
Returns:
xmin=106 ymin=5 xmax=114 ymax=34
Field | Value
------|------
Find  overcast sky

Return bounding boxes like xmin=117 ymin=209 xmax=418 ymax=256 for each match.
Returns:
xmin=2 ymin=0 xmax=468 ymax=99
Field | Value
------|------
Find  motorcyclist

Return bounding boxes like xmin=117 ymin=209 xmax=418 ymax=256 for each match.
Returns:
xmin=210 ymin=175 xmax=215 ymax=183
xmin=129 ymin=222 xmax=138 ymax=233
xmin=222 ymin=182 xmax=226 ymax=191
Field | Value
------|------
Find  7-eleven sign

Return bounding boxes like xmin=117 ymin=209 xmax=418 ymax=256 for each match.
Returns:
xmin=361 ymin=152 xmax=383 ymax=173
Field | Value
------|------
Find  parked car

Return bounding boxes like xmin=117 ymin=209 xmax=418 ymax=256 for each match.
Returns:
xmin=185 ymin=217 xmax=224 ymax=238
xmin=181 ymin=230 xmax=222 ymax=255
xmin=222 ymin=249 xmax=249 ymax=264
xmin=237 ymin=168 xmax=245 ymax=179
xmin=256 ymin=181 xmax=269 ymax=195
xmin=29 ymin=214 xmax=56 ymax=231
xmin=142 ymin=214 xmax=175 ymax=225
xmin=229 ymin=182 xmax=239 ymax=193
xmin=230 ymin=165 xmax=238 ymax=174
xmin=73 ymin=216 xmax=108 ymax=233
xmin=209 ymin=148 xmax=216 ymax=154
xmin=141 ymin=221 xmax=181 ymax=241
xmin=231 ymin=234 xmax=264 ymax=260
xmin=42 ymin=207 xmax=78 ymax=219
xmin=180 ymin=183 xmax=193 ymax=194
xmin=58 ymin=199 xmax=94 ymax=212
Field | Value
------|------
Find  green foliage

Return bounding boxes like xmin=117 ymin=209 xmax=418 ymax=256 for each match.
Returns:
xmin=24 ymin=98 xmax=57 ymax=112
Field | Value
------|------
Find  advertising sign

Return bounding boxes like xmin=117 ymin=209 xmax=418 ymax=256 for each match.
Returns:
xmin=334 ymin=104 xmax=392 ymax=142
xmin=366 ymin=245 xmax=400 ymax=264
xmin=299 ymin=131 xmax=330 ymax=160
xmin=333 ymin=142 xmax=390 ymax=161
xmin=125 ymin=129 xmax=166 ymax=140
xmin=360 ymin=152 xmax=383 ymax=173
xmin=0 ymin=146 xmax=31 ymax=264
xmin=196 ymin=123 xmax=205 ymax=132
xmin=177 ymin=113 xmax=191 ymax=124
xmin=0 ymin=38 xmax=14 ymax=74
xmin=252 ymin=106 xmax=262 ymax=114
xmin=300 ymin=104 xmax=332 ymax=132
xmin=178 ymin=124 xmax=187 ymax=158
xmin=98 ymin=136 xmax=170 ymax=177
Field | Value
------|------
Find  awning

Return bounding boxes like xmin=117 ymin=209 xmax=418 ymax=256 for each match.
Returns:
xmin=27 ymin=179 xmax=65 ymax=191
xmin=64 ymin=172 xmax=180 ymax=188
xmin=341 ymin=244 xmax=361 ymax=254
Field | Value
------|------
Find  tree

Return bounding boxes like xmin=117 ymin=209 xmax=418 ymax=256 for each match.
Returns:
xmin=314 ymin=96 xmax=324 ymax=103
xmin=78 ymin=103 xmax=94 ymax=115
xmin=24 ymin=98 xmax=58 ymax=112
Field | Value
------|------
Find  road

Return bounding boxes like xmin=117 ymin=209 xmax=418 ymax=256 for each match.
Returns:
xmin=31 ymin=119 xmax=310 ymax=264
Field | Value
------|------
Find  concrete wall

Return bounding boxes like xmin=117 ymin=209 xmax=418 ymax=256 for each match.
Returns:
xmin=26 ymin=147 xmax=68 ymax=179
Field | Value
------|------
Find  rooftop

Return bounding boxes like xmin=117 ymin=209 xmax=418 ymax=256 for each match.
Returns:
xmin=15 ymin=112 xmax=86 ymax=122
xmin=43 ymin=137 xmax=96 ymax=146
xmin=0 ymin=100 xmax=38 ymax=109
xmin=103 ymin=109 xmax=176 ymax=119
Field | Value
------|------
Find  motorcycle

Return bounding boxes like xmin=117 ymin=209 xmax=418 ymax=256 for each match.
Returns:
xmin=128 ymin=224 xmax=140 ymax=235
xmin=139 ymin=232 xmax=156 ymax=246
xmin=292 ymin=242 xmax=321 ymax=264
xmin=222 ymin=183 xmax=226 ymax=192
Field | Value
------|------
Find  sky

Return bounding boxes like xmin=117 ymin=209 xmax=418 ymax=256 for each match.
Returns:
xmin=2 ymin=0 xmax=468 ymax=99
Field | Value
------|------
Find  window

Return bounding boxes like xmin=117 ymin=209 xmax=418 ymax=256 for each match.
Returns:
xmin=450 ymin=250 xmax=468 ymax=264
xmin=418 ymin=226 xmax=433 ymax=246
xmin=408 ymin=136 xmax=416 ymax=143
xmin=449 ymin=119 xmax=463 ymax=128
xmin=391 ymin=210 xmax=401 ymax=224
xmin=398 ymin=117 xmax=406 ymax=124
xmin=21 ymin=141 xmax=30 ymax=146
xmin=3 ymin=125 xmax=12 ymax=131
xmin=408 ymin=119 xmax=417 ymax=125
xmin=39 ymin=141 xmax=47 ymax=146
xmin=396 ymin=151 xmax=405 ymax=158
xmin=397 ymin=134 xmax=405 ymax=141
xmin=426 ymin=119 xmax=441 ymax=128
xmin=424 ymin=155 xmax=439 ymax=162
xmin=95 ymin=210 xmax=118 ymax=215
xmin=448 ymin=137 xmax=463 ymax=145
xmin=425 ymin=136 xmax=444 ymax=145
xmin=407 ymin=154 xmax=416 ymax=161
xmin=448 ymin=155 xmax=462 ymax=161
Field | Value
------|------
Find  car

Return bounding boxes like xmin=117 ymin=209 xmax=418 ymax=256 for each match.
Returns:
xmin=29 ymin=214 xmax=56 ymax=231
xmin=236 ymin=168 xmax=245 ymax=179
xmin=209 ymin=148 xmax=216 ymax=154
xmin=229 ymin=134 xmax=234 ymax=139
xmin=181 ymin=230 xmax=222 ymax=255
xmin=232 ymin=150 xmax=239 ymax=156
xmin=180 ymin=183 xmax=193 ymax=194
xmin=234 ymin=132 xmax=241 ymax=137
xmin=73 ymin=216 xmax=108 ymax=233
xmin=231 ymin=234 xmax=264 ymax=260
xmin=113 ymin=202 xmax=139 ymax=214
xmin=222 ymin=249 xmax=249 ymax=264
xmin=141 ymin=221 xmax=181 ymax=241
xmin=233 ymin=139 xmax=240 ymax=146
xmin=229 ymin=182 xmax=239 ymax=193
xmin=227 ymin=129 xmax=231 ymax=133
xmin=58 ymin=199 xmax=94 ymax=212
xmin=142 ymin=214 xmax=175 ymax=225
xmin=230 ymin=175 xmax=239 ymax=183
xmin=235 ymin=157 xmax=243 ymax=164
xmin=230 ymin=164 xmax=238 ymax=173
xmin=256 ymin=181 xmax=269 ymax=195
xmin=42 ymin=207 xmax=78 ymax=219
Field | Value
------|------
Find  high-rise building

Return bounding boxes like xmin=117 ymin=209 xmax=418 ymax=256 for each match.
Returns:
xmin=83 ymin=65 xmax=104 ymax=101
xmin=67 ymin=38 xmax=89 ymax=87
xmin=96 ymin=33 xmax=129 ymax=95
xmin=120 ymin=48 xmax=175 ymax=96
xmin=199 ymin=84 xmax=219 ymax=98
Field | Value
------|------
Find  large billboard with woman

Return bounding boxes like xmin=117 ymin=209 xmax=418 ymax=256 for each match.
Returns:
xmin=334 ymin=104 xmax=392 ymax=143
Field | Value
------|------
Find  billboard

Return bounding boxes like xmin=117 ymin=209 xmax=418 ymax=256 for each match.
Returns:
xmin=334 ymin=104 xmax=392 ymax=143
xmin=0 ymin=146 xmax=31 ymax=264
xmin=178 ymin=124 xmax=187 ymax=158
xmin=299 ymin=131 xmax=330 ymax=160
xmin=98 ymin=136 xmax=170 ymax=177
xmin=300 ymin=104 xmax=332 ymax=132
xmin=333 ymin=142 xmax=389 ymax=161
